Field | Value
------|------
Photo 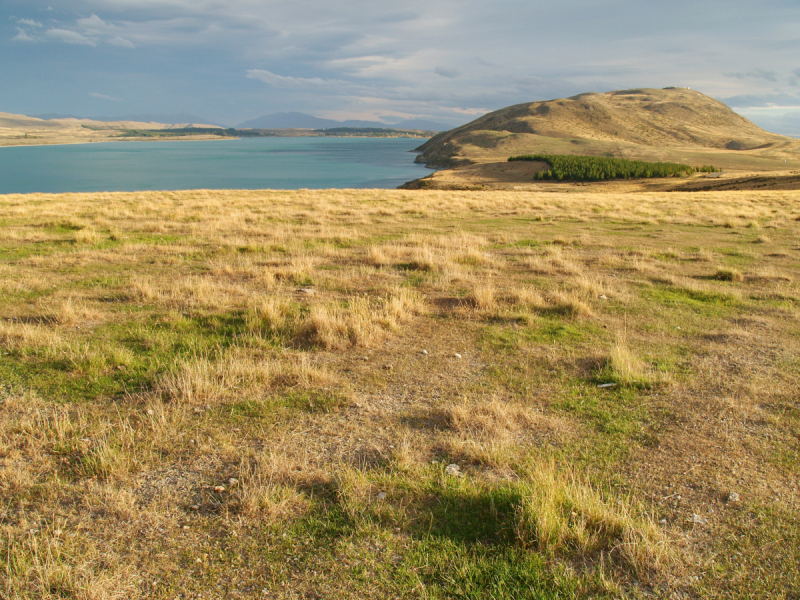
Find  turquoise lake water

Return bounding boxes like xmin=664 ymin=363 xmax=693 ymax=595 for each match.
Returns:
xmin=0 ymin=137 xmax=431 ymax=194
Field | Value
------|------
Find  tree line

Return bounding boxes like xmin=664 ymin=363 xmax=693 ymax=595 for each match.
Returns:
xmin=508 ymin=154 xmax=720 ymax=181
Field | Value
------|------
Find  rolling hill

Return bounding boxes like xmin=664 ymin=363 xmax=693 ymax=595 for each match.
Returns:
xmin=414 ymin=88 xmax=800 ymax=172
xmin=0 ymin=112 xmax=225 ymax=146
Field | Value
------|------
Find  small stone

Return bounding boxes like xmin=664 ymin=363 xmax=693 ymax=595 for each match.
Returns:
xmin=146 ymin=409 xmax=155 ymax=416
xmin=445 ymin=463 xmax=461 ymax=476
xmin=190 ymin=505 xmax=200 ymax=511
xmin=213 ymin=485 xmax=225 ymax=493
xmin=421 ymin=350 xmax=428 ymax=355
xmin=692 ymin=514 xmax=708 ymax=525
xmin=183 ymin=525 xmax=189 ymax=531
xmin=659 ymin=518 xmax=668 ymax=526
xmin=453 ymin=353 xmax=462 ymax=359
xmin=377 ymin=491 xmax=387 ymax=501
xmin=599 ymin=294 xmax=608 ymax=300
xmin=227 ymin=478 xmax=239 ymax=487
xmin=727 ymin=491 xmax=740 ymax=503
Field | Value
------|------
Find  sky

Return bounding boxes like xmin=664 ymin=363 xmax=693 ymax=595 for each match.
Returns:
xmin=3 ymin=0 xmax=800 ymax=133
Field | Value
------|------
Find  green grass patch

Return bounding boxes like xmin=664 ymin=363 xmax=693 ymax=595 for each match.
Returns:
xmin=649 ymin=284 xmax=739 ymax=311
xmin=556 ymin=384 xmax=658 ymax=448
xmin=480 ymin=319 xmax=592 ymax=353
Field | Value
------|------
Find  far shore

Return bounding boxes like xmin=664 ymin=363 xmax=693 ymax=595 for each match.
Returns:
xmin=0 ymin=127 xmax=431 ymax=149
xmin=0 ymin=133 xmax=245 ymax=149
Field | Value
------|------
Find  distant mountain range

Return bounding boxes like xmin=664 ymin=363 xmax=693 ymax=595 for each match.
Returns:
xmin=235 ymin=112 xmax=448 ymax=131
xmin=32 ymin=113 xmax=225 ymax=126
xmin=28 ymin=111 xmax=448 ymax=131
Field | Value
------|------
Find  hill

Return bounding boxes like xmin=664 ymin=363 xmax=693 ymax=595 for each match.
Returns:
xmin=31 ymin=112 xmax=223 ymax=126
xmin=0 ymin=112 xmax=226 ymax=146
xmin=414 ymin=88 xmax=800 ymax=172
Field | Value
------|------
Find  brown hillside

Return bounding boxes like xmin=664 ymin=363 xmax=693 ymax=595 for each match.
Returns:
xmin=0 ymin=112 xmax=223 ymax=146
xmin=415 ymin=88 xmax=800 ymax=171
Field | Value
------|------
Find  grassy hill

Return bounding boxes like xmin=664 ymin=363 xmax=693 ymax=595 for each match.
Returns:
xmin=415 ymin=88 xmax=800 ymax=172
xmin=0 ymin=112 xmax=224 ymax=146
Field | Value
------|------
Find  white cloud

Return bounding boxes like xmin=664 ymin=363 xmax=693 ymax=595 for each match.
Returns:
xmin=46 ymin=28 xmax=96 ymax=45
xmin=28 ymin=13 xmax=137 ymax=48
xmin=77 ymin=14 xmax=115 ymax=35
xmin=18 ymin=18 xmax=42 ymax=27
xmin=89 ymin=91 xmax=122 ymax=101
xmin=246 ymin=69 xmax=347 ymax=90
xmin=13 ymin=27 xmax=36 ymax=41
xmin=108 ymin=35 xmax=134 ymax=47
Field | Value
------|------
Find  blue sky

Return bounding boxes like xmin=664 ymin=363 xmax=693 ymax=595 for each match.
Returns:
xmin=3 ymin=0 xmax=800 ymax=133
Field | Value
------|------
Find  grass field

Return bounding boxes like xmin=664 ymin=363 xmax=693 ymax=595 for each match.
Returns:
xmin=1 ymin=188 xmax=799 ymax=599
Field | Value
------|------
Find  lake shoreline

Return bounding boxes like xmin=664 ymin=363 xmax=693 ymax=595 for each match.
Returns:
xmin=0 ymin=130 xmax=430 ymax=149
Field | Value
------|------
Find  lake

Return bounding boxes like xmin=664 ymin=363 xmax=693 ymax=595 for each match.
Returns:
xmin=0 ymin=137 xmax=432 ymax=194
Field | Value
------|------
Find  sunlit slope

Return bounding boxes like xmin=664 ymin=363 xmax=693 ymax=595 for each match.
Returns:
xmin=0 ymin=112 xmax=221 ymax=146
xmin=415 ymin=88 xmax=800 ymax=170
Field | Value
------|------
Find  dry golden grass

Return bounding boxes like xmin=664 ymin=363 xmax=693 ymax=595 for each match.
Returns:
xmin=514 ymin=461 xmax=676 ymax=580
xmin=2 ymin=187 xmax=799 ymax=599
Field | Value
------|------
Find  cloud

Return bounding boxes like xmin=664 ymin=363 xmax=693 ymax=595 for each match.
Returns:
xmin=724 ymin=92 xmax=800 ymax=109
xmin=434 ymin=66 xmax=461 ymax=79
xmin=108 ymin=35 xmax=134 ymax=47
xmin=14 ymin=13 xmax=137 ymax=48
xmin=5 ymin=0 xmax=800 ymax=133
xmin=76 ymin=14 xmax=115 ymax=36
xmin=723 ymin=68 xmax=778 ymax=82
xmin=89 ymin=91 xmax=122 ymax=101
xmin=12 ymin=16 xmax=43 ymax=41
xmin=246 ymin=69 xmax=346 ymax=89
xmin=46 ymin=28 xmax=96 ymax=45
xmin=13 ymin=27 xmax=36 ymax=41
